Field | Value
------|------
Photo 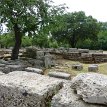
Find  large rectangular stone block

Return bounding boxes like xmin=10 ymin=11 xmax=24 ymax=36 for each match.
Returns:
xmin=0 ymin=71 xmax=63 ymax=107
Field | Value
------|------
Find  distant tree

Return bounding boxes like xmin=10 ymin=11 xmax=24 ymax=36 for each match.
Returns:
xmin=52 ymin=11 xmax=100 ymax=48
xmin=95 ymin=22 xmax=107 ymax=50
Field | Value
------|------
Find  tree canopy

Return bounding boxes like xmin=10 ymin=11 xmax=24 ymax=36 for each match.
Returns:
xmin=52 ymin=11 xmax=100 ymax=48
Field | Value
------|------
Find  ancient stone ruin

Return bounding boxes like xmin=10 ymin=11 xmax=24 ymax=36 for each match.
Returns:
xmin=0 ymin=71 xmax=106 ymax=107
xmin=0 ymin=47 xmax=107 ymax=106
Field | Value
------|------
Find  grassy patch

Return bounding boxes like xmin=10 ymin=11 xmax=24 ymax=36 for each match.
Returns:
xmin=45 ymin=59 xmax=107 ymax=77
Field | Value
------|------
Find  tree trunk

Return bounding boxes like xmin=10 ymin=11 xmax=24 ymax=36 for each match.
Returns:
xmin=11 ymin=24 xmax=22 ymax=60
xmin=70 ymin=34 xmax=76 ymax=48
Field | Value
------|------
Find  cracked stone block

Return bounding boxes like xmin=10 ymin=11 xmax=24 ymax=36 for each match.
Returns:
xmin=48 ymin=71 xmax=71 ymax=80
xmin=0 ymin=71 xmax=63 ymax=107
xmin=88 ymin=65 xmax=98 ymax=72
xmin=72 ymin=64 xmax=83 ymax=71
xmin=71 ymin=73 xmax=107 ymax=105
xmin=51 ymin=82 xmax=105 ymax=107
xmin=25 ymin=67 xmax=44 ymax=74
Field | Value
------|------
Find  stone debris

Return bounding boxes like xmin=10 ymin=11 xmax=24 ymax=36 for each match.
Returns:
xmin=48 ymin=71 xmax=71 ymax=80
xmin=71 ymin=73 xmax=107 ymax=105
xmin=6 ymin=64 xmax=24 ymax=73
xmin=72 ymin=64 xmax=83 ymax=71
xmin=0 ymin=71 xmax=63 ymax=107
xmin=25 ymin=67 xmax=44 ymax=74
xmin=51 ymin=82 xmax=105 ymax=107
xmin=88 ymin=64 xmax=98 ymax=72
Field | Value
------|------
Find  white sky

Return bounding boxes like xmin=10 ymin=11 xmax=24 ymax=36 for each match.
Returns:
xmin=53 ymin=0 xmax=107 ymax=22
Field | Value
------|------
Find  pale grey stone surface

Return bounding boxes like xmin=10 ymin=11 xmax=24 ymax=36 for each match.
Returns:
xmin=78 ymin=49 xmax=89 ymax=53
xmin=88 ymin=65 xmax=98 ymax=72
xmin=48 ymin=71 xmax=71 ymax=80
xmin=25 ymin=67 xmax=44 ymax=74
xmin=5 ymin=65 xmax=24 ymax=73
xmin=71 ymin=73 xmax=107 ymax=105
xmin=68 ymin=48 xmax=77 ymax=52
xmin=0 ymin=71 xmax=63 ymax=107
xmin=44 ymin=53 xmax=53 ymax=68
xmin=51 ymin=82 xmax=105 ymax=107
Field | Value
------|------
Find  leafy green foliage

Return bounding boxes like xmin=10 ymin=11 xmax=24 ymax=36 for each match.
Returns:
xmin=22 ymin=36 xmax=32 ymax=47
xmin=52 ymin=11 xmax=100 ymax=48
xmin=32 ymin=33 xmax=49 ymax=48
xmin=0 ymin=33 xmax=14 ymax=48
xmin=0 ymin=0 xmax=54 ymax=34
xmin=97 ymin=31 xmax=107 ymax=50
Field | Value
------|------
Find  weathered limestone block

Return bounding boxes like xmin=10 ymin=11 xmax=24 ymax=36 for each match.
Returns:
xmin=36 ymin=51 xmax=44 ymax=60
xmin=48 ymin=71 xmax=71 ymax=80
xmin=45 ymin=53 xmax=54 ymax=68
xmin=68 ymin=48 xmax=77 ymax=52
xmin=88 ymin=65 xmax=98 ymax=72
xmin=25 ymin=67 xmax=44 ymax=74
xmin=78 ymin=49 xmax=89 ymax=53
xmin=6 ymin=65 xmax=24 ymax=73
xmin=51 ymin=82 xmax=105 ymax=107
xmin=81 ymin=53 xmax=92 ymax=58
xmin=27 ymin=59 xmax=44 ymax=68
xmin=72 ymin=64 xmax=83 ymax=71
xmin=0 ymin=71 xmax=63 ymax=107
xmin=71 ymin=73 xmax=107 ymax=105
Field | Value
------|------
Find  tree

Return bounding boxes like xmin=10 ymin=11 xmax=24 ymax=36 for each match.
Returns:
xmin=97 ymin=22 xmax=107 ymax=50
xmin=0 ymin=0 xmax=56 ymax=60
xmin=52 ymin=11 xmax=100 ymax=48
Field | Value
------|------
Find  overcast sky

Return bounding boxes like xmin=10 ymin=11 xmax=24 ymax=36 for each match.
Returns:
xmin=53 ymin=0 xmax=107 ymax=22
